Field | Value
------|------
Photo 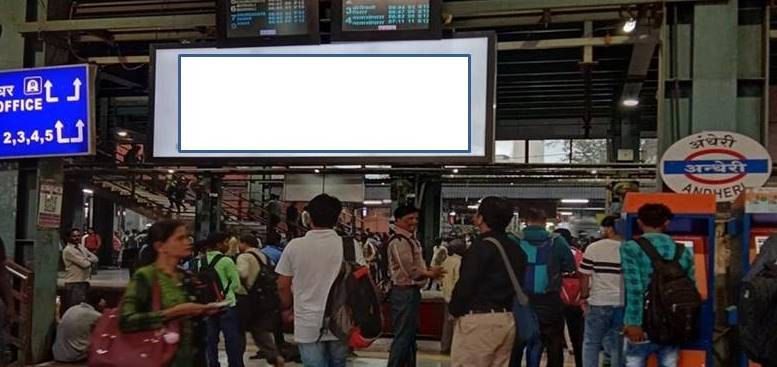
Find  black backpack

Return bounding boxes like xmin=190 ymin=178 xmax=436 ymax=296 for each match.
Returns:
xmin=242 ymin=251 xmax=280 ymax=313
xmin=637 ymin=238 xmax=701 ymax=345
xmin=187 ymin=254 xmax=231 ymax=304
xmin=375 ymin=233 xmax=413 ymax=297
xmin=320 ymin=237 xmax=383 ymax=349
xmin=739 ymin=263 xmax=777 ymax=365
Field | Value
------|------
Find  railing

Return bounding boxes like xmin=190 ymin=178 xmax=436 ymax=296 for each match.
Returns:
xmin=4 ymin=261 xmax=33 ymax=367
xmin=90 ymin=173 xmax=369 ymax=236
xmin=92 ymin=176 xmax=176 ymax=220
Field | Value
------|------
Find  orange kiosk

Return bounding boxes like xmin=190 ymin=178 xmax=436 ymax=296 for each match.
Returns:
xmin=731 ymin=188 xmax=777 ymax=367
xmin=623 ymin=193 xmax=716 ymax=367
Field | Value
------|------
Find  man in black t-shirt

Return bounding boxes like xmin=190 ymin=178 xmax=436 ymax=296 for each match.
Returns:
xmin=450 ymin=197 xmax=527 ymax=367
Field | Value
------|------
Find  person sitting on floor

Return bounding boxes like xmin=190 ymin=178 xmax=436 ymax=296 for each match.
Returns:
xmin=52 ymin=290 xmax=106 ymax=362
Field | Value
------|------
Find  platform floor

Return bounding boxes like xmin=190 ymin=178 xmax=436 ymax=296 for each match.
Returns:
xmin=51 ymin=270 xmax=575 ymax=366
xmin=35 ymin=337 xmax=578 ymax=367
xmin=35 ymin=339 xmax=453 ymax=366
xmin=56 ymin=269 xmax=130 ymax=290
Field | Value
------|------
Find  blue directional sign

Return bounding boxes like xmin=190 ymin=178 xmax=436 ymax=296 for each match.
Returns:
xmin=0 ymin=64 xmax=93 ymax=159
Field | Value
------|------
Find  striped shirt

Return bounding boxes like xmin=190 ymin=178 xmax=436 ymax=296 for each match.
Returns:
xmin=388 ymin=226 xmax=427 ymax=287
xmin=580 ymin=238 xmax=624 ymax=306
xmin=620 ymin=233 xmax=695 ymax=327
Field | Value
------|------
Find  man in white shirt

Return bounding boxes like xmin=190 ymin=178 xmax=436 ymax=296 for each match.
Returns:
xmin=579 ymin=215 xmax=624 ymax=367
xmin=276 ymin=194 xmax=364 ymax=367
xmin=61 ymin=228 xmax=99 ymax=309
xmin=52 ymin=291 xmax=105 ymax=362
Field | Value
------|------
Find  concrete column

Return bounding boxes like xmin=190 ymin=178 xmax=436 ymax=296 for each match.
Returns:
xmin=15 ymin=159 xmax=65 ymax=362
xmin=0 ymin=0 xmax=27 ymax=263
xmin=660 ymin=1 xmax=766 ymax=151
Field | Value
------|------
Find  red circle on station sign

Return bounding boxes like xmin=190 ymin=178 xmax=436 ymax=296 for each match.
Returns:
xmin=684 ymin=148 xmax=746 ymax=185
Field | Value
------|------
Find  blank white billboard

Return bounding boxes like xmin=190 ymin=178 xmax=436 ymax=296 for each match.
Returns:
xmin=152 ymin=35 xmax=493 ymax=162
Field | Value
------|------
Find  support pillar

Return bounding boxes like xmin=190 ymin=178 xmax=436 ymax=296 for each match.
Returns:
xmin=0 ymin=163 xmax=19 ymax=260
xmin=15 ymin=159 xmax=64 ymax=362
xmin=416 ymin=178 xmax=441 ymax=261
xmin=248 ymin=175 xmax=263 ymax=220
xmin=195 ymin=175 xmax=223 ymax=240
xmin=0 ymin=0 xmax=26 ymax=265
xmin=611 ymin=111 xmax=642 ymax=162
xmin=60 ymin=180 xmax=85 ymax=231
xmin=92 ymin=194 xmax=115 ymax=266
xmin=659 ymin=1 xmax=766 ymax=156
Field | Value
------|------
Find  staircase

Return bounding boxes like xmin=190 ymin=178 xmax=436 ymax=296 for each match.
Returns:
xmin=88 ymin=173 xmax=366 ymax=239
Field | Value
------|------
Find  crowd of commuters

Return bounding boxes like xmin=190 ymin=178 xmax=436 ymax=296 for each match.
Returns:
xmin=42 ymin=192 xmax=752 ymax=367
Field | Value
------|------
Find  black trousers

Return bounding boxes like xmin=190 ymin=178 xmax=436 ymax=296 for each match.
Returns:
xmin=564 ymin=305 xmax=584 ymax=367
xmin=62 ymin=282 xmax=89 ymax=312
xmin=510 ymin=292 xmax=565 ymax=367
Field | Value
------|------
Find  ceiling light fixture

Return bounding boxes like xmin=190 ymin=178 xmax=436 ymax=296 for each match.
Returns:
xmin=561 ymin=199 xmax=590 ymax=204
xmin=623 ymin=17 xmax=637 ymax=33
xmin=622 ymin=98 xmax=640 ymax=107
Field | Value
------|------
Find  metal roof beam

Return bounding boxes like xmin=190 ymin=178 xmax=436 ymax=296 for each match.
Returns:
xmin=79 ymin=30 xmax=208 ymax=42
xmin=450 ymin=11 xmax=622 ymax=28
xmin=17 ymin=14 xmax=214 ymax=33
xmin=498 ymin=34 xmax=651 ymax=50
xmin=443 ymin=0 xmax=708 ymax=17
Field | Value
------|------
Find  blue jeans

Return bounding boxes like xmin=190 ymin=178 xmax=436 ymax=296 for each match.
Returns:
xmin=624 ymin=340 xmax=678 ymax=367
xmin=388 ymin=287 xmax=420 ymax=367
xmin=583 ymin=306 xmax=624 ymax=367
xmin=298 ymin=340 xmax=349 ymax=367
xmin=206 ymin=306 xmax=244 ymax=367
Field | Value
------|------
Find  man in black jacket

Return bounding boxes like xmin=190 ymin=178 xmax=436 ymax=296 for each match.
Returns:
xmin=450 ymin=196 xmax=527 ymax=367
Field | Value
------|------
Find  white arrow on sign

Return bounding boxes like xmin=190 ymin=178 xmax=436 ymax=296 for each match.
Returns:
xmin=70 ymin=120 xmax=85 ymax=143
xmin=66 ymin=78 xmax=81 ymax=102
xmin=54 ymin=120 xmax=70 ymax=143
xmin=44 ymin=80 xmax=59 ymax=103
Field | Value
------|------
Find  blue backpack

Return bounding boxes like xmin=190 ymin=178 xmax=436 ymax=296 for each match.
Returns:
xmin=519 ymin=237 xmax=558 ymax=295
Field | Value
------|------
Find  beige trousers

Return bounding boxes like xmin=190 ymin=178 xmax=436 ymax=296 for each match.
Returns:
xmin=451 ymin=311 xmax=516 ymax=367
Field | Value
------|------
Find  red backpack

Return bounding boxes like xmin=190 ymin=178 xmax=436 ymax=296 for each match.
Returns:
xmin=320 ymin=237 xmax=383 ymax=349
xmin=560 ymin=247 xmax=584 ymax=306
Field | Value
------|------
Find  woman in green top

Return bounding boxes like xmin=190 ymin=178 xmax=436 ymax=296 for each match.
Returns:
xmin=119 ymin=219 xmax=218 ymax=367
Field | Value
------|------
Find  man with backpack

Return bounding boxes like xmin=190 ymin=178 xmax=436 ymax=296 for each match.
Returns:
xmin=276 ymin=194 xmax=366 ymax=367
xmin=620 ymin=204 xmax=699 ymax=367
xmin=386 ymin=205 xmax=445 ymax=367
xmin=236 ymin=234 xmax=284 ymax=367
xmin=745 ymin=233 xmax=777 ymax=281
xmin=511 ymin=208 xmax=576 ymax=367
xmin=740 ymin=233 xmax=777 ymax=367
xmin=199 ymin=232 xmax=243 ymax=367
xmin=449 ymin=197 xmax=526 ymax=366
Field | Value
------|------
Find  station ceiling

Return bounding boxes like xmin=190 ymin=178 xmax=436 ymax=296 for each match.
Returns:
xmin=20 ymin=0 xmax=662 ymax=144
